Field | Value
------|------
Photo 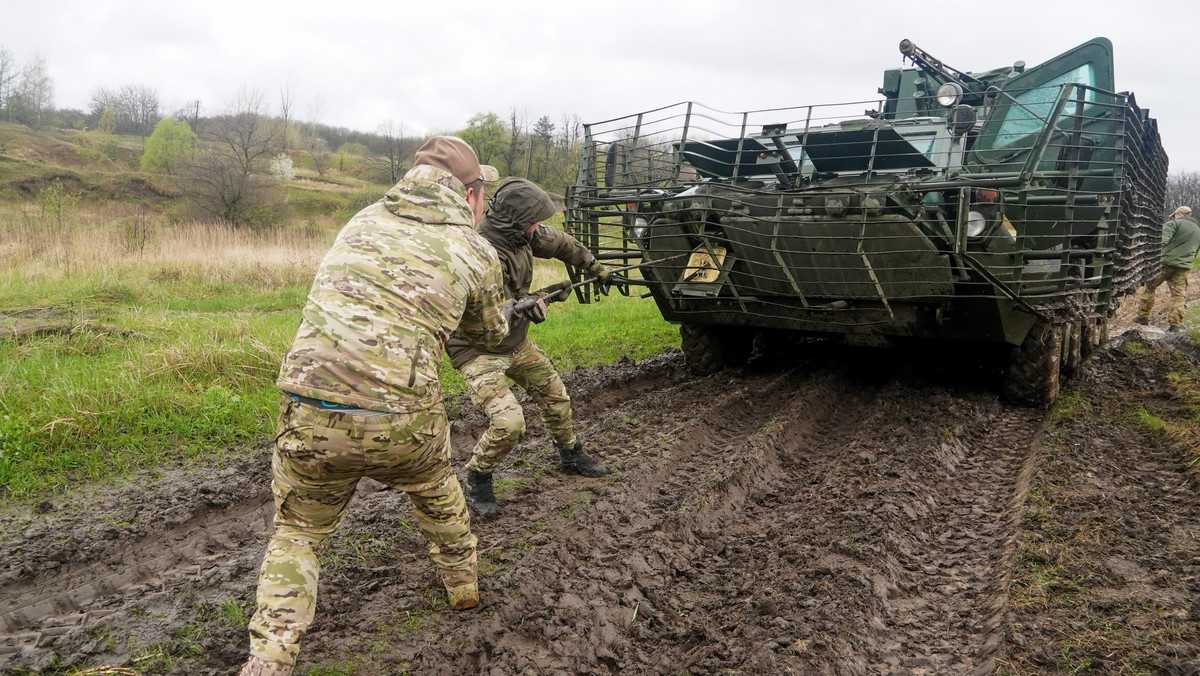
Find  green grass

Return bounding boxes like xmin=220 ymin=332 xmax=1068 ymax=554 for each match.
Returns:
xmin=0 ymin=223 xmax=679 ymax=502
xmin=303 ymin=661 xmax=361 ymax=676
xmin=218 ymin=597 xmax=251 ymax=628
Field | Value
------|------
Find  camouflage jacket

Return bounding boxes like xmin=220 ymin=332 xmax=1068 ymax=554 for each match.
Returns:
xmin=445 ymin=177 xmax=593 ymax=369
xmin=1162 ymin=215 xmax=1200 ymax=270
xmin=277 ymin=165 xmax=509 ymax=413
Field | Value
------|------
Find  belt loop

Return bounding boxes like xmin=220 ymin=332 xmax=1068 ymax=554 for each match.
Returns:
xmin=349 ymin=415 xmax=367 ymax=441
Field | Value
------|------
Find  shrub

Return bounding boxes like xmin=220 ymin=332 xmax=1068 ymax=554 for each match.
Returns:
xmin=140 ymin=118 xmax=197 ymax=176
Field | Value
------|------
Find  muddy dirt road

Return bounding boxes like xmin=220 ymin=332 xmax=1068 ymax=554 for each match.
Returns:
xmin=1 ymin=324 xmax=1199 ymax=674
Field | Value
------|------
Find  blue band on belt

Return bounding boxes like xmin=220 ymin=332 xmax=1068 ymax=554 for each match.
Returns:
xmin=285 ymin=392 xmax=353 ymax=409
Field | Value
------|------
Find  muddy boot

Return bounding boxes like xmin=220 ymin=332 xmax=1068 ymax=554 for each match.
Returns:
xmin=445 ymin=581 xmax=479 ymax=610
xmin=558 ymin=441 xmax=609 ymax=477
xmin=239 ymin=656 xmax=292 ymax=676
xmin=466 ymin=469 xmax=500 ymax=518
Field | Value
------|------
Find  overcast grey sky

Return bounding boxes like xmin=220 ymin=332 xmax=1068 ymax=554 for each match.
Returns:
xmin=3 ymin=0 xmax=1197 ymax=170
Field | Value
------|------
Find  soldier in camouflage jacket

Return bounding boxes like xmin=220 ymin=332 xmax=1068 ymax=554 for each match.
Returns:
xmin=241 ymin=137 xmax=506 ymax=676
xmin=1137 ymin=205 xmax=1200 ymax=331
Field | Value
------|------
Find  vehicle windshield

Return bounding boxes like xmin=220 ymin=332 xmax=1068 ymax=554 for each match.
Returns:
xmin=994 ymin=63 xmax=1096 ymax=147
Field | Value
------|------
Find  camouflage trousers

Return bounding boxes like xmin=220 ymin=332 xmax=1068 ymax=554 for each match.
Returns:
xmin=248 ymin=396 xmax=477 ymax=666
xmin=460 ymin=339 xmax=575 ymax=474
xmin=1138 ymin=265 xmax=1191 ymax=327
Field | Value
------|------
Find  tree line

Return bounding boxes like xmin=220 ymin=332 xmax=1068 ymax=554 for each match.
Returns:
xmin=0 ymin=43 xmax=592 ymax=228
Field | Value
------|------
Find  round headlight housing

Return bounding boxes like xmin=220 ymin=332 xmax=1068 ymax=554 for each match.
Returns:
xmin=632 ymin=216 xmax=649 ymax=240
xmin=966 ymin=210 xmax=989 ymax=237
xmin=936 ymin=82 xmax=963 ymax=107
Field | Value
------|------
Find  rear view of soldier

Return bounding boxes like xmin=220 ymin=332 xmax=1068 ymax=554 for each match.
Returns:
xmin=239 ymin=137 xmax=508 ymax=676
xmin=445 ymin=177 xmax=612 ymax=518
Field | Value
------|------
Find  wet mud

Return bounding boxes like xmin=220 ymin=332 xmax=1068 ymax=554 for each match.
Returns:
xmin=2 ymin=318 xmax=1199 ymax=674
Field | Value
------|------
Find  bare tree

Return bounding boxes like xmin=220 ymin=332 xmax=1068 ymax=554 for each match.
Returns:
xmin=304 ymin=95 xmax=330 ymax=176
xmin=9 ymin=55 xmax=53 ymax=129
xmin=371 ymin=119 xmax=411 ymax=184
xmin=90 ymin=84 xmax=160 ymax=136
xmin=124 ymin=85 xmax=161 ymax=137
xmin=306 ymin=133 xmax=330 ymax=176
xmin=181 ymin=89 xmax=281 ymax=226
xmin=278 ymin=81 xmax=295 ymax=154
xmin=172 ymin=99 xmax=202 ymax=133
xmin=213 ymin=89 xmax=279 ymax=175
xmin=546 ymin=113 xmax=584 ymax=192
xmin=90 ymin=87 xmax=118 ymax=124
xmin=0 ymin=47 xmax=19 ymax=121
xmin=1166 ymin=171 xmax=1200 ymax=217
xmin=502 ymin=106 xmax=525 ymax=177
xmin=532 ymin=115 xmax=555 ymax=182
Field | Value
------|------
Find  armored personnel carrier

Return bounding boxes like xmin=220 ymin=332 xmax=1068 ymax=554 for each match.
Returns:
xmin=564 ymin=37 xmax=1168 ymax=406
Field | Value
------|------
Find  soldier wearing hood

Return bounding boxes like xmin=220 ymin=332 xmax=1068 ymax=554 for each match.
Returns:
xmin=445 ymin=177 xmax=612 ymax=517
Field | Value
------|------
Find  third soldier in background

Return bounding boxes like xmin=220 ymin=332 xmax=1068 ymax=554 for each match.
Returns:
xmin=445 ymin=177 xmax=612 ymax=517
xmin=1135 ymin=205 xmax=1200 ymax=332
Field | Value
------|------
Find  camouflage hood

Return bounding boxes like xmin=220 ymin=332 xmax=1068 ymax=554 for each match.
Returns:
xmin=382 ymin=165 xmax=476 ymax=228
xmin=477 ymin=178 xmax=557 ymax=250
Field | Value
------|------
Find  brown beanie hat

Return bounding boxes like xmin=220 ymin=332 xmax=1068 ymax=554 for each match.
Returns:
xmin=413 ymin=136 xmax=499 ymax=185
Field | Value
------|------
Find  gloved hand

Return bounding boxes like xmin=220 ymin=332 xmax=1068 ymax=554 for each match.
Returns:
xmin=588 ymin=258 xmax=612 ymax=295
xmin=521 ymin=297 xmax=549 ymax=324
xmin=539 ymin=281 xmax=572 ymax=304
xmin=500 ymin=298 xmax=517 ymax=325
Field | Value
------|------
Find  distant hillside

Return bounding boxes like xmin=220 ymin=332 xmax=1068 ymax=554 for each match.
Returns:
xmin=0 ymin=122 xmax=174 ymax=203
xmin=0 ymin=123 xmax=388 ymax=224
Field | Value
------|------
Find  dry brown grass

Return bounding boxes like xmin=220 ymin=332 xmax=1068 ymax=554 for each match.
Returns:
xmin=0 ymin=201 xmax=333 ymax=287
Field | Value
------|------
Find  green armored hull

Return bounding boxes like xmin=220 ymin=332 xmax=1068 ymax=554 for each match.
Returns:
xmin=565 ymin=38 xmax=1168 ymax=406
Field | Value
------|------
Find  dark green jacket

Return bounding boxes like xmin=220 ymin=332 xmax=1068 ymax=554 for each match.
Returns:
xmin=1162 ymin=214 xmax=1200 ymax=270
xmin=446 ymin=178 xmax=594 ymax=368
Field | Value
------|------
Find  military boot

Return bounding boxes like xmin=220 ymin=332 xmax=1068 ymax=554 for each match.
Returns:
xmin=466 ymin=469 xmax=500 ymax=518
xmin=239 ymin=656 xmax=292 ymax=676
xmin=445 ymin=581 xmax=479 ymax=610
xmin=558 ymin=440 xmax=609 ymax=477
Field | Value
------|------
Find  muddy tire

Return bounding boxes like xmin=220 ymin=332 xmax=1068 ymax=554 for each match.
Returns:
xmin=680 ymin=324 xmax=752 ymax=376
xmin=1062 ymin=320 xmax=1083 ymax=374
xmin=1004 ymin=321 xmax=1063 ymax=407
xmin=1081 ymin=315 xmax=1107 ymax=359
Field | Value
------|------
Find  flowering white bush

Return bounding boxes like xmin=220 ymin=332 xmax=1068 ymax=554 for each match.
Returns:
xmin=270 ymin=153 xmax=295 ymax=181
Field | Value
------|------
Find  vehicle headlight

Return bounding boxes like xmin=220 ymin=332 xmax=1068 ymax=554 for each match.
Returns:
xmin=936 ymin=82 xmax=963 ymax=107
xmin=966 ymin=210 xmax=988 ymax=237
xmin=632 ymin=216 xmax=649 ymax=239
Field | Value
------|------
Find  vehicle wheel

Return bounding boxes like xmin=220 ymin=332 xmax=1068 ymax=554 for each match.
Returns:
xmin=1004 ymin=320 xmax=1063 ymax=407
xmin=1081 ymin=315 xmax=1105 ymax=359
xmin=1061 ymin=320 xmax=1083 ymax=374
xmin=679 ymin=324 xmax=753 ymax=376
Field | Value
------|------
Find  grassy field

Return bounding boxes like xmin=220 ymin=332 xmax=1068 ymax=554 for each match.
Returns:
xmin=0 ymin=204 xmax=679 ymax=502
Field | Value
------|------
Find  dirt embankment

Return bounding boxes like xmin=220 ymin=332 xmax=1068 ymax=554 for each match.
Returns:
xmin=1 ymin=329 xmax=1198 ymax=675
